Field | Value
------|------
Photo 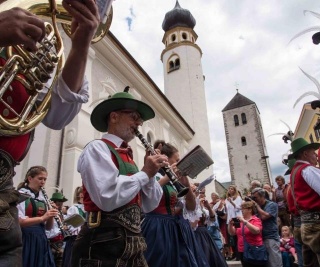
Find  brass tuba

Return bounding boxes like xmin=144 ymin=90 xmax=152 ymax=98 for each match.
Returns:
xmin=0 ymin=0 xmax=112 ymax=136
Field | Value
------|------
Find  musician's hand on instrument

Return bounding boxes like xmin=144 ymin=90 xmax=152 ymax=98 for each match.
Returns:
xmin=170 ymin=162 xmax=179 ymax=173
xmin=178 ymin=175 xmax=190 ymax=187
xmin=0 ymin=8 xmax=45 ymax=51
xmin=41 ymin=209 xmax=59 ymax=222
xmin=50 ymin=202 xmax=58 ymax=209
xmin=141 ymin=154 xmax=168 ymax=178
xmin=62 ymin=0 xmax=99 ymax=49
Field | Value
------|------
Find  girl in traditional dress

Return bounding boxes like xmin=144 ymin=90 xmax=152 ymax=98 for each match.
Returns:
xmin=142 ymin=140 xmax=209 ymax=267
xmin=17 ymin=166 xmax=58 ymax=267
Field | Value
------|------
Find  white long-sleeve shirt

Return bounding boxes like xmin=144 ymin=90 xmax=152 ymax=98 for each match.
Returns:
xmin=41 ymin=73 xmax=89 ymax=130
xmin=77 ymin=133 xmax=163 ymax=213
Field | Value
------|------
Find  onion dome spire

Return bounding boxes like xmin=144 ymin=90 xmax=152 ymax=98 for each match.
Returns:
xmin=162 ymin=1 xmax=196 ymax=32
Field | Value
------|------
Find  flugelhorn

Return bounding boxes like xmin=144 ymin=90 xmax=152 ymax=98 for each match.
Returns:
xmin=0 ymin=0 xmax=112 ymax=136
xmin=135 ymin=129 xmax=189 ymax=197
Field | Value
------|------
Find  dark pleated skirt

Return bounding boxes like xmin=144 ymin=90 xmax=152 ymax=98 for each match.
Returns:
xmin=194 ymin=226 xmax=229 ymax=267
xmin=142 ymin=213 xmax=210 ymax=267
xmin=62 ymin=235 xmax=77 ymax=267
xmin=21 ymin=224 xmax=55 ymax=267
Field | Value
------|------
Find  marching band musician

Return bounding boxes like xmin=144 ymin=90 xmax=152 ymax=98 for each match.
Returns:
xmin=71 ymin=89 xmax=166 ymax=267
xmin=46 ymin=192 xmax=69 ymax=267
xmin=0 ymin=0 xmax=99 ymax=265
xmin=141 ymin=140 xmax=210 ymax=267
xmin=62 ymin=186 xmax=85 ymax=267
xmin=17 ymin=166 xmax=58 ymax=267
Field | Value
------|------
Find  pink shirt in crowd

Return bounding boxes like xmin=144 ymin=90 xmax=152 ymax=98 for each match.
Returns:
xmin=235 ymin=215 xmax=263 ymax=252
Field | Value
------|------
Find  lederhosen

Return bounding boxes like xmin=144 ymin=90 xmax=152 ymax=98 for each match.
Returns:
xmin=73 ymin=140 xmax=148 ymax=267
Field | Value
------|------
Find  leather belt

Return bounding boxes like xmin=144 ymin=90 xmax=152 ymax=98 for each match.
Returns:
xmin=87 ymin=204 xmax=141 ymax=233
xmin=300 ymin=211 xmax=320 ymax=224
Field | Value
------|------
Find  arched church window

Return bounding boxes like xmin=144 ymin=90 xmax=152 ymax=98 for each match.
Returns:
xmin=241 ymin=113 xmax=247 ymax=124
xmin=175 ymin=58 xmax=180 ymax=68
xmin=182 ymin=32 xmax=187 ymax=40
xmin=169 ymin=61 xmax=174 ymax=71
xmin=241 ymin=136 xmax=247 ymax=146
xmin=234 ymin=115 xmax=239 ymax=126
xmin=167 ymin=54 xmax=180 ymax=73
xmin=171 ymin=34 xmax=176 ymax=42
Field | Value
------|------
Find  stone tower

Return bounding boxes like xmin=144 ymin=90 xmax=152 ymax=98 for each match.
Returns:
xmin=222 ymin=92 xmax=272 ymax=193
xmin=161 ymin=1 xmax=213 ymax=182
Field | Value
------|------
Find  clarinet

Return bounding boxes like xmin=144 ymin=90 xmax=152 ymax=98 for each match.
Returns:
xmin=134 ymin=129 xmax=189 ymax=197
xmin=41 ymin=187 xmax=72 ymax=240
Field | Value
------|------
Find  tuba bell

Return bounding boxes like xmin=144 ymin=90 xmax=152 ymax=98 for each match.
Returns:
xmin=0 ymin=0 xmax=112 ymax=136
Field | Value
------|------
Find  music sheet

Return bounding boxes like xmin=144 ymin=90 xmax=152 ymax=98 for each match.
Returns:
xmin=64 ymin=214 xmax=85 ymax=228
xmin=177 ymin=145 xmax=214 ymax=179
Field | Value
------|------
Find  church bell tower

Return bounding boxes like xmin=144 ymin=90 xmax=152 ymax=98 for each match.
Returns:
xmin=161 ymin=1 xmax=212 ymax=178
xmin=222 ymin=91 xmax=272 ymax=193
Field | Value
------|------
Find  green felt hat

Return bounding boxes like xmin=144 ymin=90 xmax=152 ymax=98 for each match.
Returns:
xmin=90 ymin=87 xmax=155 ymax=132
xmin=291 ymin=138 xmax=320 ymax=158
xmin=50 ymin=192 xmax=68 ymax=202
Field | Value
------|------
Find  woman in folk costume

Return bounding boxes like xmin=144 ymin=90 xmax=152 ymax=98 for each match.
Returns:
xmin=192 ymin=188 xmax=228 ymax=267
xmin=17 ymin=166 xmax=58 ymax=267
xmin=142 ymin=140 xmax=209 ymax=267
xmin=62 ymin=186 xmax=85 ymax=267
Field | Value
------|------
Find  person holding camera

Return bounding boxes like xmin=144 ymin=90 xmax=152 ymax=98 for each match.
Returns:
xmin=251 ymin=187 xmax=282 ymax=267
xmin=228 ymin=201 xmax=265 ymax=267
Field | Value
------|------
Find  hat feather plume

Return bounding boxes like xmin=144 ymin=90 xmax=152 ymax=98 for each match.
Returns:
xmin=293 ymin=68 xmax=320 ymax=108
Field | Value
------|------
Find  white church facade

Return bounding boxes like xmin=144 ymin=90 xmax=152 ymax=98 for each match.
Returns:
xmin=13 ymin=2 xmax=214 ymax=204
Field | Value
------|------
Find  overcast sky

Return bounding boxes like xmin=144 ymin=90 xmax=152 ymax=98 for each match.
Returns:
xmin=108 ymin=0 xmax=320 ymax=183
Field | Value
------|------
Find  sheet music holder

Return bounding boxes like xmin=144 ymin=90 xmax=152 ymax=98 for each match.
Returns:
xmin=64 ymin=214 xmax=85 ymax=228
xmin=177 ymin=145 xmax=214 ymax=179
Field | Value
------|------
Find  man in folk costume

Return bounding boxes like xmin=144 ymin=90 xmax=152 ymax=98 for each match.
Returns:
xmin=71 ymin=88 xmax=166 ymax=267
xmin=290 ymin=138 xmax=320 ymax=267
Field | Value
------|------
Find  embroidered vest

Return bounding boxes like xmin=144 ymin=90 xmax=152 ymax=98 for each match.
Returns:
xmin=24 ymin=197 xmax=47 ymax=218
xmin=83 ymin=139 xmax=140 ymax=212
xmin=152 ymin=174 xmax=178 ymax=215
